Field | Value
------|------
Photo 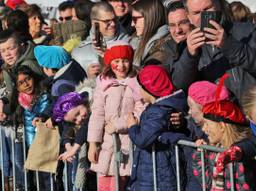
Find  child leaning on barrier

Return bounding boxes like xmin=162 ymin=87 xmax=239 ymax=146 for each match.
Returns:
xmin=192 ymin=77 xmax=256 ymax=191
xmin=87 ymin=41 xmax=144 ymax=191
xmin=127 ymin=65 xmax=187 ymax=191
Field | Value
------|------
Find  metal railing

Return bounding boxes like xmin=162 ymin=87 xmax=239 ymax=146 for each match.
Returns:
xmin=0 ymin=125 xmax=236 ymax=191
xmin=0 ymin=125 xmax=85 ymax=191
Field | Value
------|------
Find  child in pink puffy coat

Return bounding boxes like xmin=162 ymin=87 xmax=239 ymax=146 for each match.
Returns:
xmin=87 ymin=41 xmax=144 ymax=191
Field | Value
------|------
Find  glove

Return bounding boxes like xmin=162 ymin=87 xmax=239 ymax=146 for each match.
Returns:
xmin=158 ymin=132 xmax=188 ymax=144
xmin=215 ymin=146 xmax=242 ymax=173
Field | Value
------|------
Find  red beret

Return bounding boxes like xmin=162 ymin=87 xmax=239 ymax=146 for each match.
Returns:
xmin=138 ymin=65 xmax=174 ymax=98
xmin=203 ymin=101 xmax=246 ymax=125
xmin=104 ymin=45 xmax=134 ymax=66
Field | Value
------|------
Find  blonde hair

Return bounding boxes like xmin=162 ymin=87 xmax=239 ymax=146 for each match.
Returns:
xmin=219 ymin=122 xmax=251 ymax=148
xmin=242 ymin=86 xmax=256 ymax=118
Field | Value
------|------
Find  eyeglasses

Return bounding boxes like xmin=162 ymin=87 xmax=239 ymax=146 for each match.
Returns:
xmin=17 ymin=76 xmax=32 ymax=87
xmin=59 ymin=16 xmax=72 ymax=22
xmin=168 ymin=19 xmax=190 ymax=29
xmin=131 ymin=16 xmax=143 ymax=24
xmin=94 ymin=17 xmax=116 ymax=26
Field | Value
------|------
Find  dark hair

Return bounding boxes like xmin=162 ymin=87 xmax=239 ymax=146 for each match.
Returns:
xmin=0 ymin=29 xmax=21 ymax=45
xmin=16 ymin=65 xmax=44 ymax=103
xmin=24 ymin=4 xmax=44 ymax=22
xmin=6 ymin=10 xmax=32 ymax=42
xmin=58 ymin=1 xmax=74 ymax=11
xmin=132 ymin=0 xmax=166 ymax=63
xmin=74 ymin=0 xmax=95 ymax=27
xmin=166 ymin=1 xmax=185 ymax=14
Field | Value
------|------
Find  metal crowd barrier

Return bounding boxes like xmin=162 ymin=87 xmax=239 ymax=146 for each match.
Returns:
xmin=175 ymin=140 xmax=235 ymax=191
xmin=0 ymin=126 xmax=84 ymax=191
xmin=0 ymin=125 xmax=236 ymax=191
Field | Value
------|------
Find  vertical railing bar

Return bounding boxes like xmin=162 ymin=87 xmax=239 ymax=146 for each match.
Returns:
xmin=50 ymin=173 xmax=54 ymax=191
xmin=64 ymin=161 xmax=68 ymax=191
xmin=152 ymin=144 xmax=157 ymax=191
xmin=36 ymin=171 xmax=40 ymax=191
xmin=22 ymin=125 xmax=28 ymax=191
xmin=0 ymin=128 xmax=5 ymax=191
xmin=11 ymin=131 xmax=16 ymax=191
xmin=200 ymin=149 xmax=206 ymax=191
xmin=175 ymin=145 xmax=181 ymax=191
xmin=230 ymin=163 xmax=235 ymax=191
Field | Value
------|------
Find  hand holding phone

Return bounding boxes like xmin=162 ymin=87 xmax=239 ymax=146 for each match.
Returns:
xmin=200 ymin=11 xmax=221 ymax=31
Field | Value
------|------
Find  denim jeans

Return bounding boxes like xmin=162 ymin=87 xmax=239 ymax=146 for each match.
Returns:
xmin=0 ymin=126 xmax=24 ymax=188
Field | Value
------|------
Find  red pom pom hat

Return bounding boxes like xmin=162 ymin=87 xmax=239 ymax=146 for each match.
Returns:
xmin=103 ymin=41 xmax=134 ymax=66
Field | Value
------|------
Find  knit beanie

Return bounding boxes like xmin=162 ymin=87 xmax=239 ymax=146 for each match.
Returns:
xmin=188 ymin=81 xmax=230 ymax=106
xmin=137 ymin=65 xmax=174 ymax=98
xmin=6 ymin=0 xmax=26 ymax=10
xmin=104 ymin=41 xmax=134 ymax=66
xmin=34 ymin=45 xmax=71 ymax=69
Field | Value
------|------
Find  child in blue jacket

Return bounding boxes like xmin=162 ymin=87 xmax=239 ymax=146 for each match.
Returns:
xmin=127 ymin=65 xmax=187 ymax=191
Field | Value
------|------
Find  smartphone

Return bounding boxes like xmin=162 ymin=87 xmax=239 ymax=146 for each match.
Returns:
xmin=200 ymin=11 xmax=221 ymax=31
xmin=94 ymin=22 xmax=101 ymax=47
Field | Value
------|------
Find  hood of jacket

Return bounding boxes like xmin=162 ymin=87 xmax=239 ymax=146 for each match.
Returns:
xmin=154 ymin=90 xmax=187 ymax=112
xmin=96 ymin=75 xmax=142 ymax=101
xmin=3 ymin=41 xmax=35 ymax=72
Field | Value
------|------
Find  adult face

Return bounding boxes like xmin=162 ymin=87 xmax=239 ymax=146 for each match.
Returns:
xmin=17 ymin=73 xmax=35 ymax=95
xmin=0 ymin=37 xmax=21 ymax=66
xmin=29 ymin=14 xmax=42 ymax=37
xmin=187 ymin=96 xmax=204 ymax=126
xmin=202 ymin=118 xmax=223 ymax=145
xmin=108 ymin=0 xmax=130 ymax=17
xmin=64 ymin=105 xmax=88 ymax=125
xmin=92 ymin=10 xmax=116 ymax=38
xmin=168 ymin=9 xmax=191 ymax=43
xmin=186 ymin=0 xmax=216 ymax=27
xmin=131 ymin=10 xmax=144 ymax=36
xmin=72 ymin=8 xmax=78 ymax=21
xmin=59 ymin=8 xmax=73 ymax=22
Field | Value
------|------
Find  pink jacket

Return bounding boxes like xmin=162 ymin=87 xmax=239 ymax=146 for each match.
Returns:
xmin=87 ymin=76 xmax=144 ymax=176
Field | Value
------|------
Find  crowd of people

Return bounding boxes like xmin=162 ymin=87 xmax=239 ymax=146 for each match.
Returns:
xmin=0 ymin=0 xmax=255 ymax=190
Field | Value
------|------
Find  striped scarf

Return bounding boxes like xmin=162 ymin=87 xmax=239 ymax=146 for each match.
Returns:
xmin=211 ymin=153 xmax=224 ymax=191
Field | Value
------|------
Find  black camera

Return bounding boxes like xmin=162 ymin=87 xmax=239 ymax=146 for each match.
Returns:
xmin=200 ymin=11 xmax=221 ymax=31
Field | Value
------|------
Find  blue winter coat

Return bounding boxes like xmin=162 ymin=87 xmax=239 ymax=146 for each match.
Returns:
xmin=23 ymin=94 xmax=49 ymax=146
xmin=128 ymin=90 xmax=187 ymax=191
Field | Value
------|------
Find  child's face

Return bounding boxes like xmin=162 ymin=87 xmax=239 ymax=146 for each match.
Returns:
xmin=87 ymin=63 xmax=101 ymax=79
xmin=202 ymin=118 xmax=223 ymax=145
xmin=64 ymin=105 xmax=88 ymax=125
xmin=0 ymin=37 xmax=21 ymax=66
xmin=140 ymin=87 xmax=155 ymax=104
xmin=17 ymin=74 xmax=35 ymax=95
xmin=110 ymin=58 xmax=130 ymax=80
xmin=43 ymin=67 xmax=56 ymax=77
xmin=187 ymin=96 xmax=204 ymax=126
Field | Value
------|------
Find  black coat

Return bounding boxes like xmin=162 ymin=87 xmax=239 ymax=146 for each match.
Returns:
xmin=170 ymin=22 xmax=256 ymax=102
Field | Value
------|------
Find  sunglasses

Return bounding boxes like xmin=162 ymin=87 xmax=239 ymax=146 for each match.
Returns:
xmin=94 ymin=17 xmax=116 ymax=26
xmin=59 ymin=16 xmax=72 ymax=22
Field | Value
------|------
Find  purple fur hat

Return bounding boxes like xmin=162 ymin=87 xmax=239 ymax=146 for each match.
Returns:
xmin=53 ymin=92 xmax=85 ymax=122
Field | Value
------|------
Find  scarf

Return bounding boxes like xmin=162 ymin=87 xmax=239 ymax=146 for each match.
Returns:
xmin=211 ymin=153 xmax=224 ymax=191
xmin=18 ymin=92 xmax=34 ymax=110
